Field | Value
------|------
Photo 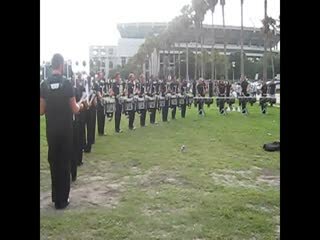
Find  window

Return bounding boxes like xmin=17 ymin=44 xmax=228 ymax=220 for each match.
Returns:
xmin=108 ymin=48 xmax=113 ymax=55
xmin=121 ymin=57 xmax=126 ymax=67
xmin=109 ymin=61 xmax=113 ymax=69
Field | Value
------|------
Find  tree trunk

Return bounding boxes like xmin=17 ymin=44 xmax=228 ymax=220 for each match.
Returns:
xmin=270 ymin=45 xmax=275 ymax=79
xmin=186 ymin=42 xmax=189 ymax=81
xmin=178 ymin=42 xmax=181 ymax=79
xmin=222 ymin=5 xmax=228 ymax=81
xmin=194 ymin=26 xmax=198 ymax=80
xmin=201 ymin=22 xmax=204 ymax=78
xmin=240 ymin=0 xmax=244 ymax=79
xmin=263 ymin=0 xmax=268 ymax=82
xmin=173 ymin=47 xmax=176 ymax=78
xmin=211 ymin=11 xmax=215 ymax=80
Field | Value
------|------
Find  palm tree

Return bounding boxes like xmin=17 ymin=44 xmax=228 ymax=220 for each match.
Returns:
xmin=220 ymin=0 xmax=228 ymax=81
xmin=263 ymin=0 xmax=268 ymax=82
xmin=192 ymin=0 xmax=208 ymax=79
xmin=240 ymin=0 xmax=244 ymax=80
xmin=207 ymin=0 xmax=218 ymax=80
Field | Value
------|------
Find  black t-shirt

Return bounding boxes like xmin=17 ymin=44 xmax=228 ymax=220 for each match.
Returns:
xmin=197 ymin=83 xmax=205 ymax=97
xmin=136 ymin=82 xmax=146 ymax=96
xmin=160 ymin=82 xmax=167 ymax=96
xmin=127 ymin=82 xmax=134 ymax=97
xmin=269 ymin=83 xmax=276 ymax=95
xmin=75 ymin=84 xmax=85 ymax=102
xmin=226 ymin=83 xmax=231 ymax=97
xmin=241 ymin=81 xmax=248 ymax=95
xmin=261 ymin=84 xmax=268 ymax=96
xmin=149 ymin=81 xmax=159 ymax=94
xmin=180 ymin=82 xmax=187 ymax=94
xmin=112 ymin=82 xmax=121 ymax=104
xmin=209 ymin=81 xmax=213 ymax=97
xmin=170 ymin=82 xmax=179 ymax=94
xmin=40 ymin=74 xmax=74 ymax=137
xmin=218 ymin=83 xmax=226 ymax=95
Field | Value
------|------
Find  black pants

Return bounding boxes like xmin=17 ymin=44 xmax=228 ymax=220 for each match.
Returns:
xmin=218 ymin=95 xmax=225 ymax=114
xmin=241 ymin=101 xmax=247 ymax=113
xmin=181 ymin=104 xmax=186 ymax=118
xmin=128 ymin=110 xmax=135 ymax=129
xmin=97 ymin=104 xmax=105 ymax=135
xmin=47 ymin=132 xmax=72 ymax=204
xmin=260 ymin=102 xmax=267 ymax=114
xmin=198 ymin=101 xmax=204 ymax=114
xmin=79 ymin=112 xmax=86 ymax=156
xmin=140 ymin=109 xmax=146 ymax=126
xmin=171 ymin=106 xmax=176 ymax=119
xmin=71 ymin=119 xmax=83 ymax=181
xmin=115 ymin=102 xmax=122 ymax=132
xmin=84 ymin=107 xmax=96 ymax=151
xmin=162 ymin=101 xmax=169 ymax=122
xmin=150 ymin=109 xmax=156 ymax=124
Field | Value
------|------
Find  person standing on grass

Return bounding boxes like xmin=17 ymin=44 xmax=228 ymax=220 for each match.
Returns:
xmin=40 ymin=53 xmax=85 ymax=209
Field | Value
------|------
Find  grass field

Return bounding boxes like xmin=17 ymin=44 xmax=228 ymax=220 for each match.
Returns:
xmin=40 ymin=104 xmax=280 ymax=240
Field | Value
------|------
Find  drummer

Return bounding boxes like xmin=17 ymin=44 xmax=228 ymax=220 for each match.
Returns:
xmin=127 ymin=73 xmax=136 ymax=130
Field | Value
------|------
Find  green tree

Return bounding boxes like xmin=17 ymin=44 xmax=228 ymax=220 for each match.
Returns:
xmin=220 ymin=0 xmax=228 ymax=80
xmin=240 ymin=0 xmax=244 ymax=79
xmin=207 ymin=0 xmax=218 ymax=80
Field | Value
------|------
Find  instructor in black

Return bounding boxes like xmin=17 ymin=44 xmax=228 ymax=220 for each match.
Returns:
xmin=40 ymin=53 xmax=84 ymax=209
xmin=136 ymin=74 xmax=147 ymax=127
xmin=97 ymin=75 xmax=106 ymax=136
xmin=127 ymin=73 xmax=136 ymax=130
xmin=111 ymin=73 xmax=123 ymax=133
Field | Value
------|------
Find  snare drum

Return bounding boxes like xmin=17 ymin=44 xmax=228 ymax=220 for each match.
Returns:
xmin=135 ymin=96 xmax=146 ymax=110
xmin=158 ymin=96 xmax=166 ymax=108
xmin=146 ymin=96 xmax=156 ymax=109
xmin=177 ymin=94 xmax=185 ymax=106
xmin=170 ymin=95 xmax=178 ymax=107
xmin=186 ymin=94 xmax=194 ymax=105
xmin=103 ymin=97 xmax=116 ymax=114
xmin=124 ymin=97 xmax=134 ymax=112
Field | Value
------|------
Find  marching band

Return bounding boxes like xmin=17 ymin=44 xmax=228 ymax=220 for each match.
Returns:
xmin=40 ymin=54 xmax=277 ymax=209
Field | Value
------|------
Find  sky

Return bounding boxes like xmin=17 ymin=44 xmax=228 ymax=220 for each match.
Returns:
xmin=40 ymin=0 xmax=280 ymax=63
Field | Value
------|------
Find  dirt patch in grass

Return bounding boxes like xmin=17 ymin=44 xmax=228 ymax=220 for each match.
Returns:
xmin=210 ymin=167 xmax=279 ymax=189
xmin=132 ymin=166 xmax=189 ymax=188
xmin=40 ymin=173 xmax=124 ymax=210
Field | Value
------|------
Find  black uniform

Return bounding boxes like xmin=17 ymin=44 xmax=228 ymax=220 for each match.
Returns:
xmin=170 ymin=81 xmax=179 ymax=119
xmin=218 ymin=82 xmax=226 ymax=114
xmin=97 ymin=80 xmax=106 ymax=135
xmin=208 ymin=80 xmax=214 ymax=97
xmin=70 ymin=83 xmax=85 ymax=181
xmin=75 ymin=83 xmax=86 ymax=165
xmin=268 ymin=82 xmax=276 ymax=107
xmin=260 ymin=83 xmax=268 ymax=114
xmin=84 ymin=80 xmax=98 ymax=152
xmin=113 ymin=81 xmax=122 ymax=132
xmin=136 ymin=82 xmax=147 ymax=127
xmin=127 ymin=82 xmax=135 ymax=130
xmin=149 ymin=80 xmax=158 ymax=124
xmin=192 ymin=80 xmax=197 ymax=97
xmin=240 ymin=80 xmax=249 ymax=113
xmin=225 ymin=82 xmax=233 ymax=109
xmin=197 ymin=82 xmax=205 ymax=114
xmin=180 ymin=81 xmax=188 ymax=118
xmin=40 ymin=74 xmax=73 ymax=208
xmin=160 ymin=81 xmax=169 ymax=122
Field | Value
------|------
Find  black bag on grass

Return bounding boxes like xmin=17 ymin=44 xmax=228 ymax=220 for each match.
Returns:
xmin=263 ymin=141 xmax=280 ymax=151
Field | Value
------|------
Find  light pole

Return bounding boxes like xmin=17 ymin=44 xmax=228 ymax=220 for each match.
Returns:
xmin=232 ymin=61 xmax=235 ymax=82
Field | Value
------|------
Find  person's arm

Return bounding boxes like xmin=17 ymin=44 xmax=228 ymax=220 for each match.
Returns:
xmin=40 ymin=97 xmax=46 ymax=115
xmin=40 ymin=82 xmax=46 ymax=115
xmin=69 ymin=97 xmax=81 ymax=113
